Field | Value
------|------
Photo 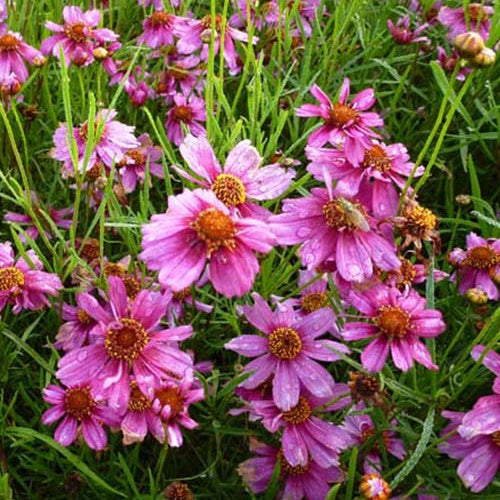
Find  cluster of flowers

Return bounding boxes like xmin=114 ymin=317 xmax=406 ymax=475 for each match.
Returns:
xmin=387 ymin=1 xmax=496 ymax=79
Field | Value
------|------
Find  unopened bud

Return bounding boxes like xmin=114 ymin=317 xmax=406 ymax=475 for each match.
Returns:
xmin=93 ymin=47 xmax=109 ymax=60
xmin=360 ymin=473 xmax=391 ymax=500
xmin=164 ymin=482 xmax=194 ymax=500
xmin=454 ymin=31 xmax=484 ymax=58
xmin=455 ymin=194 xmax=471 ymax=205
xmin=32 ymin=55 xmax=46 ymax=67
xmin=466 ymin=287 xmax=488 ymax=305
xmin=471 ymin=47 xmax=496 ymax=68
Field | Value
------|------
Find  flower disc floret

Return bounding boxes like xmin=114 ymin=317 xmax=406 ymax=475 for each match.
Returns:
xmin=464 ymin=246 xmax=500 ymax=270
xmin=0 ymin=266 xmax=25 ymax=291
xmin=322 ymin=198 xmax=367 ymax=230
xmin=191 ymin=207 xmax=236 ymax=256
xmin=374 ymin=306 xmax=411 ymax=338
xmin=362 ymin=145 xmax=392 ymax=172
xmin=64 ymin=23 xmax=88 ymax=42
xmin=301 ymin=292 xmax=327 ymax=313
xmin=128 ymin=382 xmax=152 ymax=412
xmin=278 ymin=450 xmax=310 ymax=476
xmin=327 ymin=102 xmax=358 ymax=128
xmin=212 ymin=174 xmax=246 ymax=207
xmin=149 ymin=11 xmax=172 ymax=27
xmin=105 ymin=318 xmax=149 ymax=361
xmin=491 ymin=431 xmax=500 ymax=447
xmin=282 ymin=396 xmax=312 ymax=425
xmin=76 ymin=309 xmax=92 ymax=325
xmin=172 ymin=105 xmax=194 ymax=123
xmin=268 ymin=327 xmax=303 ymax=360
xmin=0 ymin=34 xmax=20 ymax=51
xmin=155 ymin=387 xmax=183 ymax=418
xmin=403 ymin=203 xmax=437 ymax=235
xmin=64 ymin=386 xmax=96 ymax=420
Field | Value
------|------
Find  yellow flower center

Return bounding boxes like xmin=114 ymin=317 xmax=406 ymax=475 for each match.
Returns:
xmin=402 ymin=203 xmax=437 ymax=235
xmin=128 ymin=382 xmax=152 ymax=412
xmin=491 ymin=431 xmax=500 ymax=447
xmin=278 ymin=450 xmax=310 ymax=476
xmin=322 ymin=198 xmax=368 ymax=230
xmin=76 ymin=309 xmax=92 ymax=325
xmin=362 ymin=145 xmax=392 ymax=172
xmin=0 ymin=267 xmax=24 ymax=291
xmin=282 ymin=396 xmax=312 ymax=425
xmin=64 ymin=23 xmax=88 ymax=43
xmin=105 ymin=318 xmax=149 ymax=361
xmin=268 ymin=327 xmax=303 ymax=360
xmin=300 ymin=292 xmax=328 ymax=313
xmin=464 ymin=246 xmax=500 ymax=270
xmin=212 ymin=174 xmax=246 ymax=207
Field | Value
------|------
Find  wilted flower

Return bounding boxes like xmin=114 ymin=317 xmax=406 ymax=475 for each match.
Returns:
xmin=387 ymin=15 xmax=429 ymax=45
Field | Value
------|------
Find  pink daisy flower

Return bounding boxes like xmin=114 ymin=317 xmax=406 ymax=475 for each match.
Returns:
xmin=270 ymin=187 xmax=401 ymax=282
xmin=449 ymin=232 xmax=500 ymax=300
xmin=41 ymin=6 xmax=119 ymax=66
xmin=173 ymin=135 xmax=295 ymax=220
xmin=238 ymin=438 xmax=344 ymax=500
xmin=264 ymin=0 xmax=324 ymax=37
xmin=139 ymin=188 xmax=275 ymax=298
xmin=0 ymin=241 xmax=62 ymax=314
xmin=0 ymin=26 xmax=45 ymax=83
xmin=225 ymin=293 xmax=350 ymax=410
xmin=118 ymin=133 xmax=164 ymax=193
xmin=56 ymin=276 xmax=194 ymax=411
xmin=342 ymin=284 xmax=446 ymax=372
xmin=440 ymin=409 xmax=500 ymax=492
xmin=158 ymin=56 xmax=204 ymax=97
xmin=387 ymin=15 xmax=429 ymax=45
xmin=471 ymin=345 xmax=500 ymax=394
xmin=437 ymin=3 xmax=494 ymax=42
xmin=306 ymin=141 xmax=423 ymax=218
xmin=42 ymin=383 xmax=120 ymax=450
xmin=138 ymin=10 xmax=188 ymax=49
xmin=165 ymin=94 xmax=206 ymax=147
xmin=295 ymin=80 xmax=383 ymax=165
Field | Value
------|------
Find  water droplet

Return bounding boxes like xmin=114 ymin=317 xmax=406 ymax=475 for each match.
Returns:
xmin=297 ymin=227 xmax=312 ymax=238
xmin=77 ymin=351 xmax=87 ymax=362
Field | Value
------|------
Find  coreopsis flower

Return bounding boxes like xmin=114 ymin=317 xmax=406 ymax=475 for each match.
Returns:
xmin=123 ymin=69 xmax=154 ymax=108
xmin=270 ymin=187 xmax=400 ymax=282
xmin=438 ymin=3 xmax=494 ymax=42
xmin=264 ymin=0 xmax=324 ymax=37
xmin=225 ymin=293 xmax=349 ymax=410
xmin=140 ymin=189 xmax=275 ymax=297
xmin=41 ymin=383 xmax=119 ymax=449
xmin=471 ymin=345 xmax=500 ymax=393
xmin=4 ymin=191 xmax=73 ymax=242
xmin=164 ymin=483 xmax=194 ymax=500
xmin=41 ymin=6 xmax=119 ymax=66
xmin=341 ymin=402 xmax=405 ymax=473
xmin=387 ymin=15 xmax=429 ymax=45
xmin=175 ymin=13 xmax=256 ymax=75
xmin=360 ymin=473 xmax=391 ymax=500
xmin=238 ymin=438 xmax=344 ymax=500
xmin=385 ymin=257 xmax=448 ymax=290
xmin=0 ymin=26 xmax=45 ymax=83
xmin=436 ymin=46 xmax=472 ymax=82
xmin=165 ymin=94 xmax=206 ymax=146
xmin=247 ymin=390 xmax=350 ymax=467
xmin=306 ymin=141 xmax=423 ymax=218
xmin=173 ymin=135 xmax=295 ymax=220
xmin=295 ymin=80 xmax=383 ymax=165
xmin=440 ymin=409 xmax=500 ymax=492
xmin=118 ymin=133 xmax=163 ymax=193
xmin=52 ymin=108 xmax=140 ymax=176
xmin=56 ymin=277 xmax=194 ymax=411
xmin=157 ymin=56 xmax=204 ymax=97
xmin=448 ymin=232 xmax=500 ymax=300
xmin=0 ymin=242 xmax=62 ymax=314
xmin=138 ymin=10 xmax=188 ymax=49
xmin=342 ymin=284 xmax=446 ymax=372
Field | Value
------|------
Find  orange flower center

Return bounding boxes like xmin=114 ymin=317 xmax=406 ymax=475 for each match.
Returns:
xmin=64 ymin=386 xmax=96 ymax=420
xmin=128 ymin=382 xmax=152 ymax=411
xmin=127 ymin=149 xmax=146 ymax=166
xmin=167 ymin=65 xmax=190 ymax=81
xmin=122 ymin=275 xmax=141 ymax=299
xmin=64 ymin=23 xmax=88 ymax=43
xmin=322 ymin=198 xmax=368 ymax=231
xmin=278 ymin=450 xmax=310 ymax=476
xmin=173 ymin=288 xmax=191 ymax=301
xmin=282 ymin=396 xmax=312 ymax=425
xmin=0 ymin=34 xmax=20 ymax=51
xmin=268 ymin=327 xmax=302 ymax=360
xmin=348 ymin=371 xmax=380 ymax=400
xmin=300 ymin=292 xmax=327 ymax=313
xmin=76 ymin=309 xmax=93 ymax=325
xmin=374 ymin=306 xmax=411 ymax=338
xmin=395 ymin=258 xmax=417 ymax=287
xmin=402 ymin=203 xmax=437 ymax=234
xmin=491 ymin=431 xmax=500 ymax=447
xmin=200 ymin=14 xmax=223 ymax=31
xmin=105 ymin=318 xmax=149 ymax=361
xmin=155 ymin=387 xmax=184 ymax=418
xmin=464 ymin=246 xmax=500 ymax=270
xmin=327 ymin=102 xmax=358 ymax=128
xmin=360 ymin=473 xmax=391 ymax=500
xmin=172 ymin=105 xmax=193 ymax=123
xmin=468 ymin=3 xmax=488 ymax=22
xmin=362 ymin=145 xmax=392 ymax=172
xmin=0 ymin=266 xmax=24 ymax=291
xmin=191 ymin=207 xmax=236 ymax=256
xmin=149 ymin=11 xmax=172 ymax=28
xmin=104 ymin=262 xmax=126 ymax=276
xmin=212 ymin=174 xmax=246 ymax=207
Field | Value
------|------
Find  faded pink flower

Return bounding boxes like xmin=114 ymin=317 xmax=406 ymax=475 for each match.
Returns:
xmin=387 ymin=15 xmax=429 ymax=45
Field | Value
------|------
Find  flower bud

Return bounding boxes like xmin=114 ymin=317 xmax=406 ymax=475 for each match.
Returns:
xmin=471 ymin=47 xmax=496 ymax=68
xmin=32 ymin=54 xmax=46 ymax=67
xmin=93 ymin=47 xmax=109 ymax=60
xmin=454 ymin=31 xmax=484 ymax=58
xmin=360 ymin=473 xmax=391 ymax=500
xmin=455 ymin=194 xmax=471 ymax=205
xmin=466 ymin=287 xmax=488 ymax=305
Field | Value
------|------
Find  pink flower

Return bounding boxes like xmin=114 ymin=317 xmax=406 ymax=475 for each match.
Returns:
xmin=436 ymin=46 xmax=472 ymax=82
xmin=238 ymin=438 xmax=344 ymax=499
xmin=225 ymin=293 xmax=349 ymax=410
xmin=41 ymin=6 xmax=119 ymax=66
xmin=342 ymin=284 xmax=446 ymax=372
xmin=0 ymin=241 xmax=62 ymax=314
xmin=165 ymin=94 xmax=206 ymax=146
xmin=471 ymin=345 xmax=500 ymax=394
xmin=306 ymin=141 xmax=423 ymax=218
xmin=270 ymin=187 xmax=400 ymax=282
xmin=0 ymin=26 xmax=45 ymax=83
xmin=52 ymin=108 xmax=140 ymax=176
xmin=42 ymin=383 xmax=119 ymax=450
xmin=0 ymin=0 xmax=6 ymax=23
xmin=449 ymin=232 xmax=500 ymax=300
xmin=118 ymin=133 xmax=164 ymax=193
xmin=56 ymin=276 xmax=194 ymax=411
xmin=138 ymin=11 xmax=188 ymax=49
xmin=139 ymin=188 xmax=275 ymax=297
xmin=440 ymin=408 xmax=500 ymax=492
xmin=175 ymin=14 xmax=256 ymax=74
xmin=158 ymin=56 xmax=204 ymax=97
xmin=264 ymin=0 xmax=325 ymax=37
xmin=295 ymin=80 xmax=383 ymax=165
xmin=173 ymin=135 xmax=295 ymax=220
xmin=438 ymin=4 xmax=494 ymax=42
xmin=387 ymin=15 xmax=429 ymax=45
